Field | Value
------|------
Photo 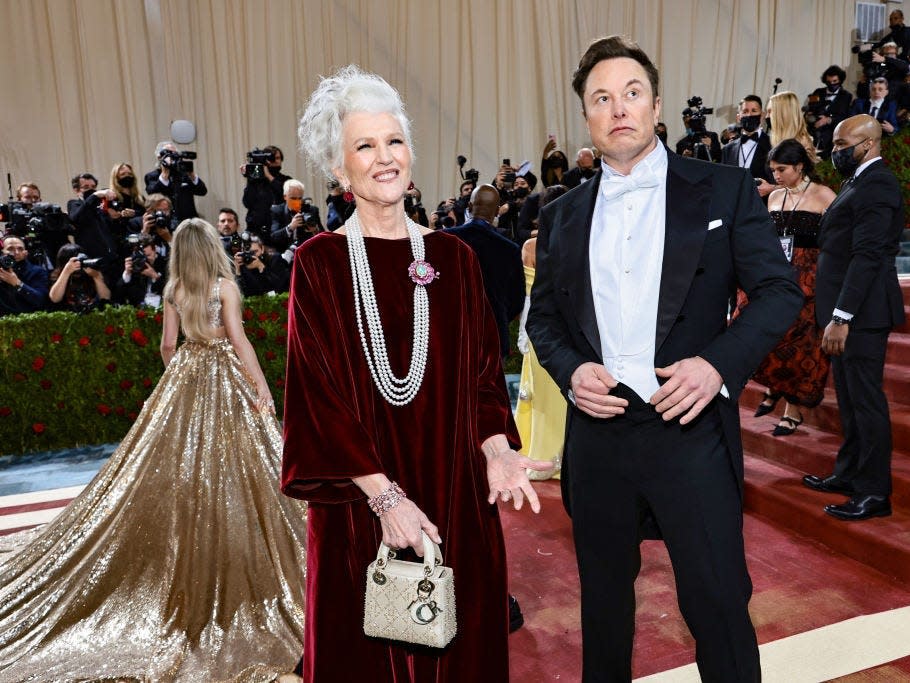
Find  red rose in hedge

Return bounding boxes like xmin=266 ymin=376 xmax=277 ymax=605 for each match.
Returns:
xmin=13 ymin=372 xmax=26 ymax=382
xmin=50 ymin=333 xmax=63 ymax=344
xmin=136 ymin=310 xmax=147 ymax=319
xmin=79 ymin=336 xmax=90 ymax=346
xmin=276 ymin=378 xmax=285 ymax=388
xmin=115 ymin=406 xmax=125 ymax=416
xmin=258 ymin=313 xmax=268 ymax=322
xmin=243 ymin=308 xmax=254 ymax=321
xmin=97 ymin=404 xmax=112 ymax=416
xmin=154 ymin=312 xmax=162 ymax=325
xmin=13 ymin=338 xmax=24 ymax=349
xmin=32 ymin=356 xmax=46 ymax=372
xmin=120 ymin=379 xmax=134 ymax=390
xmin=0 ymin=407 xmax=11 ymax=417
xmin=128 ymin=411 xmax=138 ymax=421
xmin=255 ymin=328 xmax=267 ymax=340
xmin=106 ymin=362 xmax=117 ymax=372
xmin=56 ymin=401 xmax=65 ymax=409
xmin=130 ymin=329 xmax=148 ymax=347
xmin=104 ymin=325 xmax=115 ymax=335
xmin=40 ymin=380 xmax=52 ymax=390
xmin=32 ymin=423 xmax=46 ymax=434
xmin=275 ymin=333 xmax=287 ymax=345
xmin=142 ymin=377 xmax=153 ymax=388
xmin=270 ymin=311 xmax=280 ymax=321
xmin=265 ymin=350 xmax=276 ymax=361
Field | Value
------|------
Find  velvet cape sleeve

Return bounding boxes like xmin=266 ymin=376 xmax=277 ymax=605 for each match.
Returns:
xmin=280 ymin=235 xmax=385 ymax=503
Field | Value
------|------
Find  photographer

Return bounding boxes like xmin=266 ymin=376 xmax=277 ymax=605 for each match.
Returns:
xmin=804 ymin=66 xmax=853 ymax=159
xmin=675 ymin=97 xmax=721 ymax=161
xmin=128 ymin=194 xmax=177 ymax=257
xmin=562 ymin=148 xmax=596 ymax=188
xmin=241 ymin=145 xmax=290 ymax=239
xmin=66 ymin=175 xmax=119 ymax=284
xmin=854 ymin=43 xmax=909 ymax=100
xmin=492 ymin=165 xmax=534 ymax=243
xmin=107 ymin=163 xmax=144 ymax=238
xmin=324 ymin=179 xmax=354 ymax=231
xmin=48 ymin=243 xmax=111 ymax=313
xmin=15 ymin=183 xmax=41 ymax=208
xmin=144 ymin=141 xmax=207 ymax=221
xmin=428 ymin=197 xmax=456 ymax=230
xmin=2 ymin=182 xmax=69 ymax=267
xmin=269 ymin=179 xmax=323 ymax=250
xmin=404 ymin=185 xmax=429 ymax=227
xmin=233 ymin=233 xmax=289 ymax=296
xmin=0 ymin=236 xmax=49 ymax=315
xmin=872 ymin=9 xmax=910 ymax=61
xmin=114 ymin=235 xmax=167 ymax=308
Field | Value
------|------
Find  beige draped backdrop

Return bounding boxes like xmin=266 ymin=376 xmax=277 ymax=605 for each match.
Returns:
xmin=0 ymin=0 xmax=858 ymax=224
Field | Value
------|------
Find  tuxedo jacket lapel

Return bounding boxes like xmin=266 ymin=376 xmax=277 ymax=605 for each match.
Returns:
xmin=656 ymin=156 xmax=713 ymax=353
xmin=563 ymin=175 xmax=603 ymax=359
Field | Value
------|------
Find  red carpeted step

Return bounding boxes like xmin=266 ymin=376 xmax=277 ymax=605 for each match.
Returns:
xmin=740 ymin=407 xmax=910 ymax=509
xmin=886 ymin=332 xmax=910 ymax=365
xmin=744 ymin=454 xmax=910 ymax=584
xmin=741 ymin=381 xmax=910 ymax=446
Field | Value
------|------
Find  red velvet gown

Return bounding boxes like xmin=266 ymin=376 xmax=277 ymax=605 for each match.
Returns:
xmin=281 ymin=230 xmax=519 ymax=683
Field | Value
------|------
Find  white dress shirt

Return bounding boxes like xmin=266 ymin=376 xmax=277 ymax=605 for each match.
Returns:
xmin=589 ymin=143 xmax=667 ymax=402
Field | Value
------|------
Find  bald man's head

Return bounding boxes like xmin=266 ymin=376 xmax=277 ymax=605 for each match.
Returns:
xmin=469 ymin=184 xmax=501 ymax=223
xmin=834 ymin=114 xmax=881 ymax=152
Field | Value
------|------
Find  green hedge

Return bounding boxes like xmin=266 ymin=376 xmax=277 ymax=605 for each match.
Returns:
xmin=0 ymin=295 xmax=291 ymax=457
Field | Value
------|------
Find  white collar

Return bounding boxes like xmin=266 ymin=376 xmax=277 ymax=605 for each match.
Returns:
xmin=855 ymin=156 xmax=882 ymax=178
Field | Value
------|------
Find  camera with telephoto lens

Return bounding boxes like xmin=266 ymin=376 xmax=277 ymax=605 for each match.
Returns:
xmin=152 ymin=210 xmax=171 ymax=229
xmin=852 ymin=45 xmax=890 ymax=79
xmin=683 ymin=95 xmax=714 ymax=133
xmin=76 ymin=253 xmax=104 ymax=270
xmin=238 ymin=231 xmax=258 ymax=265
xmin=0 ymin=254 xmax=15 ymax=270
xmin=244 ymin=148 xmax=276 ymax=181
xmin=456 ymin=155 xmax=480 ymax=185
xmin=160 ymin=149 xmax=197 ymax=174
xmin=0 ymin=202 xmax=34 ymax=235
xmin=126 ymin=234 xmax=148 ymax=272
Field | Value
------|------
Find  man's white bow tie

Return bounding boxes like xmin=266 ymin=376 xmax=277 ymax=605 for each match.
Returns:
xmin=600 ymin=168 xmax=660 ymax=201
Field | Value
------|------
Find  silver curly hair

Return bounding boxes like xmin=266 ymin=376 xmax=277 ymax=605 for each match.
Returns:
xmin=297 ymin=65 xmax=413 ymax=180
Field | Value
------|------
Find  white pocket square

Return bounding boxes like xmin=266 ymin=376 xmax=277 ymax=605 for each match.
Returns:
xmin=708 ymin=219 xmax=723 ymax=230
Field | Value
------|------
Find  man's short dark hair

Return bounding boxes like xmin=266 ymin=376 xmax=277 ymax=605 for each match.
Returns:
xmin=821 ymin=65 xmax=847 ymax=83
xmin=572 ymin=35 xmax=659 ymax=109
xmin=742 ymin=95 xmax=763 ymax=110
xmin=264 ymin=145 xmax=283 ymax=160
xmin=71 ymin=173 xmax=98 ymax=190
xmin=218 ymin=207 xmax=239 ymax=221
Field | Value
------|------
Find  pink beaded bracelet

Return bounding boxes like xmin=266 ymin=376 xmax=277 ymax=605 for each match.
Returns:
xmin=367 ymin=481 xmax=406 ymax=516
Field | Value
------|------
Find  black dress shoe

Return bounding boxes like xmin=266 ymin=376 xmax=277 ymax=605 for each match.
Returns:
xmin=772 ymin=413 xmax=803 ymax=436
xmin=802 ymin=474 xmax=854 ymax=495
xmin=825 ymin=495 xmax=892 ymax=521
xmin=508 ymin=594 xmax=524 ymax=633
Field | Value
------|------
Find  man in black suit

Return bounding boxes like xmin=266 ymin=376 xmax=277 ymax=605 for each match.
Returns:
xmin=269 ymin=179 xmax=324 ymax=251
xmin=444 ymin=184 xmax=525 ymax=359
xmin=562 ymin=148 xmax=597 ymax=188
xmin=527 ymin=36 xmax=803 ymax=681
xmin=803 ymin=114 xmax=906 ymax=521
xmin=721 ymin=94 xmax=776 ymax=198
xmin=805 ymin=66 xmax=854 ymax=159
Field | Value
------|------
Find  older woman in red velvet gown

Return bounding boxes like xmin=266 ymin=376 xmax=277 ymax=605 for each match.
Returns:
xmin=281 ymin=66 xmax=550 ymax=683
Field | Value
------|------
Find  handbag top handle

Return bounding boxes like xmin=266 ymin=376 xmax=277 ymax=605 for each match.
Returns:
xmin=376 ymin=531 xmax=443 ymax=575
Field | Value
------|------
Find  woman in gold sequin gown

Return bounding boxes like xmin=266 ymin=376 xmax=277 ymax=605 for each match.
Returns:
xmin=0 ymin=219 xmax=307 ymax=682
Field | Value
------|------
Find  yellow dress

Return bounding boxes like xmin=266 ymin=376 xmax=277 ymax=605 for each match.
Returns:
xmin=515 ymin=265 xmax=565 ymax=480
xmin=0 ymin=283 xmax=307 ymax=682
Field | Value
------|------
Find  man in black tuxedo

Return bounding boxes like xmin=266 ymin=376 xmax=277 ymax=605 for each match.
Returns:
xmin=144 ymin=141 xmax=207 ymax=221
xmin=803 ymin=114 xmax=906 ymax=520
xmin=444 ymin=184 xmax=525 ymax=359
xmin=721 ymin=94 xmax=776 ymax=198
xmin=805 ymin=66 xmax=854 ymax=159
xmin=527 ymin=36 xmax=803 ymax=682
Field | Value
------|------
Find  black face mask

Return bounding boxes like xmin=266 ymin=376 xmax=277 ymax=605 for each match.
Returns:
xmin=740 ymin=115 xmax=762 ymax=132
xmin=831 ymin=140 xmax=867 ymax=177
xmin=764 ymin=117 xmax=772 ymax=131
xmin=580 ymin=167 xmax=596 ymax=179
xmin=271 ymin=165 xmax=282 ymax=175
xmin=82 ymin=190 xmax=95 ymax=200
xmin=512 ymin=186 xmax=529 ymax=199
xmin=119 ymin=176 xmax=135 ymax=188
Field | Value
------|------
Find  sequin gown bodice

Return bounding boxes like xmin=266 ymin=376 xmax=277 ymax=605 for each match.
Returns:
xmin=0 ymin=280 xmax=308 ymax=682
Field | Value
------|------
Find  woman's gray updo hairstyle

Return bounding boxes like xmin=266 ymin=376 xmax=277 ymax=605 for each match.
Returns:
xmin=297 ymin=65 xmax=414 ymax=180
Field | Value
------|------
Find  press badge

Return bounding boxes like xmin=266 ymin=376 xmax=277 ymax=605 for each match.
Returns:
xmin=779 ymin=235 xmax=793 ymax=262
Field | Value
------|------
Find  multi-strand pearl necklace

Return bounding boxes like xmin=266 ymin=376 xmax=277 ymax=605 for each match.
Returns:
xmin=345 ymin=209 xmax=438 ymax=406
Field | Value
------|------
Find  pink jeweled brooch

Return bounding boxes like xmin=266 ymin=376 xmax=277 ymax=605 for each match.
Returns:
xmin=408 ymin=260 xmax=439 ymax=286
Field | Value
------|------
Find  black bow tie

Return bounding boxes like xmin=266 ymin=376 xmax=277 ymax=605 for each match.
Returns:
xmin=741 ymin=131 xmax=758 ymax=141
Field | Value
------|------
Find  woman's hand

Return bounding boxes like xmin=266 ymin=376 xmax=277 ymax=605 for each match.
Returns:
xmin=255 ymin=380 xmax=275 ymax=414
xmin=484 ymin=443 xmax=552 ymax=513
xmin=379 ymin=498 xmax=441 ymax=556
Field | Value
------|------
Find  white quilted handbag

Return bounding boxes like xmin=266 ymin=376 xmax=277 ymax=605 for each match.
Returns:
xmin=363 ymin=531 xmax=456 ymax=648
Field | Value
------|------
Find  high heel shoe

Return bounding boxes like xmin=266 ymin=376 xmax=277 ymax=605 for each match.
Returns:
xmin=754 ymin=391 xmax=781 ymax=417
xmin=772 ymin=413 xmax=803 ymax=437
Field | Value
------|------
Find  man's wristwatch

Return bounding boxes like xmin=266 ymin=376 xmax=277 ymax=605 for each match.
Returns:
xmin=832 ymin=315 xmax=850 ymax=326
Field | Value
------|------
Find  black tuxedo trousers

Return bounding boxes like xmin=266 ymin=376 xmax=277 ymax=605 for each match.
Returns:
xmin=566 ymin=385 xmax=760 ymax=682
